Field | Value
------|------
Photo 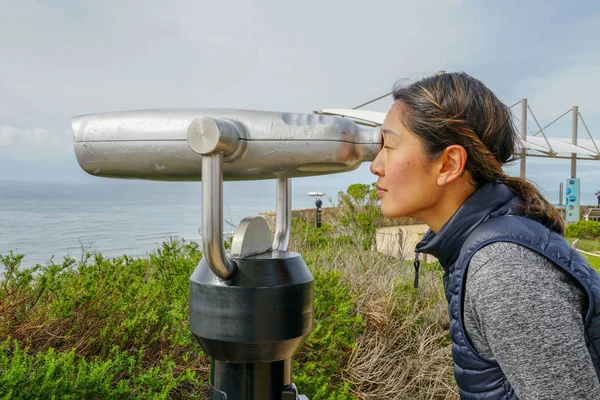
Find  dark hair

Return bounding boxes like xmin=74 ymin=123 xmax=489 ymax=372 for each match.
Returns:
xmin=392 ymin=72 xmax=565 ymax=234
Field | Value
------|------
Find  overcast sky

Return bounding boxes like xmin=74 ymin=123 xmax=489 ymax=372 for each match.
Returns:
xmin=1 ymin=0 xmax=599 ymax=202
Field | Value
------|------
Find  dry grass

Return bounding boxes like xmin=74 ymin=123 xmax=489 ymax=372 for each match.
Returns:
xmin=289 ymin=207 xmax=458 ymax=400
xmin=322 ymin=248 xmax=455 ymax=399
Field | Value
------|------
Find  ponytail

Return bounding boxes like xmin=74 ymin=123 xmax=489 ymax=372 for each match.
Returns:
xmin=503 ymin=176 xmax=565 ymax=234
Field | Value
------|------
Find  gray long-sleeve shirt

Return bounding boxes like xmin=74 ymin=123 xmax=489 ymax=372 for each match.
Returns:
xmin=464 ymin=242 xmax=600 ymax=400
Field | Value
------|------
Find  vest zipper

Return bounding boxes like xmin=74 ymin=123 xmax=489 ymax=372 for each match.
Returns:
xmin=413 ymin=251 xmax=421 ymax=289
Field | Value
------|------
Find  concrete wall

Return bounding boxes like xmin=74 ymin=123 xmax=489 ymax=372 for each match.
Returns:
xmin=374 ymin=224 xmax=438 ymax=264
xmin=259 ymin=207 xmax=437 ymax=263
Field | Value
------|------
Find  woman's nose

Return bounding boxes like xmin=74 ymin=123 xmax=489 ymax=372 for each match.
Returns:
xmin=370 ymin=151 xmax=384 ymax=176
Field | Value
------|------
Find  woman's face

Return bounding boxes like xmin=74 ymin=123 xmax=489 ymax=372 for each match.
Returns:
xmin=370 ymin=104 xmax=442 ymax=219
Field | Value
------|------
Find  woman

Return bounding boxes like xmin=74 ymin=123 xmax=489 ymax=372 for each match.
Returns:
xmin=370 ymin=72 xmax=600 ymax=399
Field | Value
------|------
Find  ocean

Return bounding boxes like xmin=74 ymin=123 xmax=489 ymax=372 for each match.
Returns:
xmin=0 ymin=178 xmax=350 ymax=269
xmin=2 ymin=165 xmax=599 ymax=271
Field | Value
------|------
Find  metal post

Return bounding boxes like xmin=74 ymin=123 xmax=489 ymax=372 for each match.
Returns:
xmin=308 ymin=192 xmax=325 ymax=228
xmin=272 ymin=178 xmax=291 ymax=251
xmin=520 ymin=99 xmax=527 ymax=179
xmin=315 ymin=198 xmax=322 ymax=228
xmin=559 ymin=182 xmax=564 ymax=205
xmin=202 ymin=154 xmax=238 ymax=280
xmin=571 ymin=106 xmax=579 ymax=178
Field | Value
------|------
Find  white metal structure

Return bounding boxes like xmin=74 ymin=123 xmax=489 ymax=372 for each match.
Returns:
xmin=315 ymin=100 xmax=599 ymax=179
xmin=584 ymin=208 xmax=600 ymax=222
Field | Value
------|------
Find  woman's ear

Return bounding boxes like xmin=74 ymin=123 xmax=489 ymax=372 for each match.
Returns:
xmin=436 ymin=145 xmax=468 ymax=185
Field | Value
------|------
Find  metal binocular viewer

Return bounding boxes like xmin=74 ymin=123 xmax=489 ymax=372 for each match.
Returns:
xmin=72 ymin=109 xmax=381 ymax=399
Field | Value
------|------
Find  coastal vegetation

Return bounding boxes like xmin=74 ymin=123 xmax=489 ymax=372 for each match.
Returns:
xmin=1 ymin=185 xmax=599 ymax=399
xmin=567 ymin=220 xmax=600 ymax=270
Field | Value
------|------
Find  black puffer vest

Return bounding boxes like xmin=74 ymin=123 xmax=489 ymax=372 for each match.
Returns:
xmin=416 ymin=182 xmax=600 ymax=399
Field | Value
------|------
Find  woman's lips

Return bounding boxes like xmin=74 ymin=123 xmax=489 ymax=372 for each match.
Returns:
xmin=376 ymin=185 xmax=387 ymax=196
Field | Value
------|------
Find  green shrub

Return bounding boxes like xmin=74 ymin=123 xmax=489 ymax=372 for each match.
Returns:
xmin=0 ymin=339 xmax=203 ymax=399
xmin=0 ymin=239 xmax=209 ymax=399
xmin=566 ymin=220 xmax=600 ymax=239
xmin=0 ymin=237 xmax=363 ymax=399
xmin=294 ymin=268 xmax=363 ymax=400
xmin=336 ymin=183 xmax=382 ymax=250
xmin=292 ymin=217 xmax=333 ymax=247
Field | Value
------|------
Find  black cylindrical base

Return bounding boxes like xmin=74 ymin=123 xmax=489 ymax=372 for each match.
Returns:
xmin=210 ymin=359 xmax=293 ymax=400
xmin=190 ymin=251 xmax=313 ymax=363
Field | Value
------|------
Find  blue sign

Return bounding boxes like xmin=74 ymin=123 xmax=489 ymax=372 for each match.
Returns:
xmin=565 ymin=178 xmax=580 ymax=222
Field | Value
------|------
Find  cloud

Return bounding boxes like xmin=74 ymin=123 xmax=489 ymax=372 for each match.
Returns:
xmin=0 ymin=0 xmax=477 ymax=180
xmin=515 ymin=64 xmax=600 ymax=123
xmin=0 ymin=0 xmax=475 ymax=121
xmin=1 ymin=0 xmax=599 ymax=185
xmin=505 ymin=11 xmax=600 ymax=122
xmin=0 ymin=124 xmax=72 ymax=160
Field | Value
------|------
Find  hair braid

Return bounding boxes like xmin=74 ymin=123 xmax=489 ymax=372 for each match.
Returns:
xmin=413 ymin=81 xmax=505 ymax=183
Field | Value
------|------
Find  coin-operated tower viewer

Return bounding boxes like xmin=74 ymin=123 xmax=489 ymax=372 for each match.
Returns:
xmin=71 ymin=109 xmax=381 ymax=399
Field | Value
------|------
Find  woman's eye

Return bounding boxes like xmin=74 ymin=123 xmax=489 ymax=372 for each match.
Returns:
xmin=381 ymin=137 xmax=394 ymax=150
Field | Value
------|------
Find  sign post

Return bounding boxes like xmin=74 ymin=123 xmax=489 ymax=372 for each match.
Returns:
xmin=565 ymin=178 xmax=581 ymax=222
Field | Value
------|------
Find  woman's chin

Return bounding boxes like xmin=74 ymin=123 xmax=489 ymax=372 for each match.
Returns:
xmin=381 ymin=203 xmax=421 ymax=219
xmin=380 ymin=207 xmax=407 ymax=219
